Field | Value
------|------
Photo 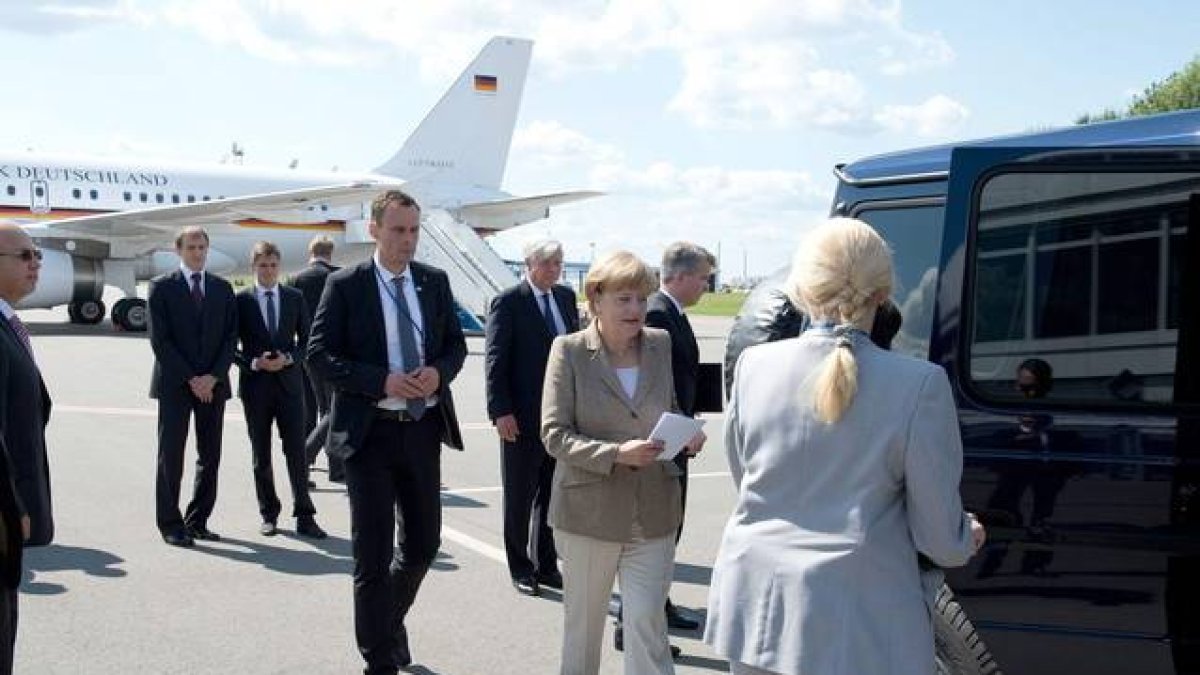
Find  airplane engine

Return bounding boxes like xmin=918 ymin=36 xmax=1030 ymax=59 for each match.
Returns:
xmin=17 ymin=248 xmax=104 ymax=313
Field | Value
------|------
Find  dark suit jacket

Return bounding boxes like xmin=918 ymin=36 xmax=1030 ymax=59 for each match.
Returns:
xmin=0 ymin=436 xmax=23 ymax=589
xmin=0 ymin=314 xmax=53 ymax=547
xmin=233 ymin=286 xmax=310 ymax=399
xmin=287 ymin=259 xmax=339 ymax=318
xmin=646 ymin=291 xmax=700 ymax=417
xmin=307 ymin=260 xmax=467 ymax=457
xmin=485 ymin=281 xmax=580 ymax=437
xmin=147 ymin=270 xmax=238 ymax=401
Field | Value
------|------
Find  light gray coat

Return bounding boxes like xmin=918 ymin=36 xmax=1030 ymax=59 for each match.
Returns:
xmin=704 ymin=327 xmax=974 ymax=675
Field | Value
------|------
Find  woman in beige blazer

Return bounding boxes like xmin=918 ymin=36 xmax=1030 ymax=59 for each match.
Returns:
xmin=705 ymin=219 xmax=986 ymax=675
xmin=542 ymin=251 xmax=702 ymax=675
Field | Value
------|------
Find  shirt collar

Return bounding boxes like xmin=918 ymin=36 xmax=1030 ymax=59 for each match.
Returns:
xmin=256 ymin=283 xmax=279 ymax=296
xmin=527 ymin=277 xmax=553 ymax=297
xmin=660 ymin=288 xmax=684 ymax=315
xmin=180 ymin=263 xmax=205 ymax=279
xmin=373 ymin=251 xmax=410 ymax=282
xmin=0 ymin=299 xmax=13 ymax=320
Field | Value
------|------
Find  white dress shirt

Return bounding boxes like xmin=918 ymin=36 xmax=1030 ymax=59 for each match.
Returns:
xmin=529 ymin=279 xmax=566 ymax=335
xmin=373 ymin=252 xmax=436 ymax=410
xmin=180 ymin=263 xmax=205 ymax=295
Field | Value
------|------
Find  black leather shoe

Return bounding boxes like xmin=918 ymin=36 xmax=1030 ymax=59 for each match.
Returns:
xmin=665 ymin=600 xmax=700 ymax=630
xmin=186 ymin=525 xmax=220 ymax=541
xmin=259 ymin=520 xmax=278 ymax=536
xmin=613 ymin=624 xmax=681 ymax=658
xmin=512 ymin=575 xmax=540 ymax=597
xmin=162 ymin=530 xmax=194 ymax=548
xmin=535 ymin=570 xmax=563 ymax=590
xmin=296 ymin=516 xmax=327 ymax=539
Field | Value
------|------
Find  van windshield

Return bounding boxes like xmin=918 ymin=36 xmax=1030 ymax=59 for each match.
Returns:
xmin=852 ymin=202 xmax=946 ymax=360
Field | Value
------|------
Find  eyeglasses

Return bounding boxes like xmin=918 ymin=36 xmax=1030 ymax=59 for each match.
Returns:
xmin=0 ymin=248 xmax=43 ymax=262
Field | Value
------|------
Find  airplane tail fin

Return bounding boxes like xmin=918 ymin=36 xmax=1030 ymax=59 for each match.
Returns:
xmin=375 ymin=36 xmax=532 ymax=192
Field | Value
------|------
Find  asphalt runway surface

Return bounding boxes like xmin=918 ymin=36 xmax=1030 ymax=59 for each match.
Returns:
xmin=14 ymin=305 xmax=739 ymax=675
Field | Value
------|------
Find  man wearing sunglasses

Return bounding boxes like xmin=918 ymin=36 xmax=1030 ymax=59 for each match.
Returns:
xmin=0 ymin=223 xmax=53 ymax=673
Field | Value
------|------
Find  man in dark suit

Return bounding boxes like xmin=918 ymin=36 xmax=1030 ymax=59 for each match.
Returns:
xmin=235 ymin=241 xmax=326 ymax=539
xmin=615 ymin=241 xmax=714 ymax=649
xmin=0 ymin=223 xmax=51 ymax=672
xmin=485 ymin=239 xmax=579 ymax=597
xmin=286 ymin=235 xmax=342 ymax=482
xmin=148 ymin=226 xmax=237 ymax=547
xmin=308 ymin=190 xmax=466 ymax=673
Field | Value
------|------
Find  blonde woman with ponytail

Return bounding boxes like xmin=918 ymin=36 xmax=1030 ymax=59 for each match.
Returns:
xmin=705 ymin=218 xmax=985 ymax=675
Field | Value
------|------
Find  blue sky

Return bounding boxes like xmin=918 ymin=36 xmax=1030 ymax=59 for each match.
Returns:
xmin=1 ymin=1 xmax=1197 ymax=279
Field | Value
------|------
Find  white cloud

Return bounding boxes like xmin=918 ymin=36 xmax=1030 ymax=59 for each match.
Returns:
xmin=13 ymin=0 xmax=960 ymax=134
xmin=874 ymin=94 xmax=969 ymax=138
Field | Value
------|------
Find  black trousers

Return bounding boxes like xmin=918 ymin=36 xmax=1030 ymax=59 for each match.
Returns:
xmin=0 ymin=587 xmax=15 ymax=675
xmin=500 ymin=435 xmax=557 ymax=579
xmin=155 ymin=394 xmax=225 ymax=534
xmin=242 ymin=381 xmax=316 ymax=522
xmin=345 ymin=414 xmax=442 ymax=674
xmin=304 ymin=366 xmax=344 ymax=478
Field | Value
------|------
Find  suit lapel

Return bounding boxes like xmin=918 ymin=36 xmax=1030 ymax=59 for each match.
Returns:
xmin=631 ymin=330 xmax=661 ymax=409
xmin=362 ymin=262 xmax=388 ymax=359
xmin=412 ymin=265 xmax=436 ymax=357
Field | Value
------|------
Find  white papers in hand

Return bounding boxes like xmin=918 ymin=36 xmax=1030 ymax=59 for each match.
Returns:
xmin=649 ymin=412 xmax=705 ymax=462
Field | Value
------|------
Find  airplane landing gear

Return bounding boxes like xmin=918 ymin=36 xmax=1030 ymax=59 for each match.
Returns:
xmin=112 ymin=298 xmax=148 ymax=332
xmin=67 ymin=299 xmax=106 ymax=325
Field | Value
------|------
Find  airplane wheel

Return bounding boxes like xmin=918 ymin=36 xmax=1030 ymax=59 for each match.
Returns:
xmin=69 ymin=300 xmax=105 ymax=325
xmin=111 ymin=299 xmax=129 ymax=329
xmin=115 ymin=299 xmax=148 ymax=332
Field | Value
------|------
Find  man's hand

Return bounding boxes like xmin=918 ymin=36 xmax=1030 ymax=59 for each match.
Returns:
xmin=385 ymin=372 xmax=424 ymax=400
xmin=413 ymin=367 xmax=440 ymax=397
xmin=684 ymin=430 xmax=707 ymax=457
xmin=189 ymin=375 xmax=217 ymax=403
xmin=615 ymin=439 xmax=663 ymax=468
xmin=494 ymin=414 xmax=519 ymax=443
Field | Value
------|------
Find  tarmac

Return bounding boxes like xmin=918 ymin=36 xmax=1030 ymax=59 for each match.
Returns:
xmin=15 ymin=302 xmax=740 ymax=675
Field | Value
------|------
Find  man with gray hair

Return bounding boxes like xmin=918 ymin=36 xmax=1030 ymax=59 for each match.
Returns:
xmin=485 ymin=238 xmax=580 ymax=596
xmin=615 ymin=241 xmax=715 ymax=650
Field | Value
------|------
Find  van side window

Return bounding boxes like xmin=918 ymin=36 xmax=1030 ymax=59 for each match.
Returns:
xmin=852 ymin=202 xmax=946 ymax=359
xmin=967 ymin=170 xmax=1198 ymax=406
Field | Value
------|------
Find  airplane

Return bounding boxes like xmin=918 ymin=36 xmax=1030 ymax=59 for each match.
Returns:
xmin=0 ymin=36 xmax=599 ymax=331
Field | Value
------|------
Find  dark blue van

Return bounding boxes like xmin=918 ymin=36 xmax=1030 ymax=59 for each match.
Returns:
xmin=731 ymin=110 xmax=1200 ymax=674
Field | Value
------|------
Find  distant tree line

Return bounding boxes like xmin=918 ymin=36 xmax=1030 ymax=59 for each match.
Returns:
xmin=1077 ymin=55 xmax=1200 ymax=124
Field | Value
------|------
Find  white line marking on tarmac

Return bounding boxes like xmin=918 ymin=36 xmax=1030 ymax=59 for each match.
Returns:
xmin=441 ymin=526 xmax=508 ymax=564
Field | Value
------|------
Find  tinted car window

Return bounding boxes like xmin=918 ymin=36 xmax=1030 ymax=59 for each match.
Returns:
xmin=968 ymin=171 xmax=1198 ymax=406
xmin=853 ymin=203 xmax=945 ymax=359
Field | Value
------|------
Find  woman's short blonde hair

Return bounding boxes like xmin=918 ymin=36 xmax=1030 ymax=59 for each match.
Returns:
xmin=583 ymin=251 xmax=657 ymax=309
xmin=786 ymin=218 xmax=894 ymax=423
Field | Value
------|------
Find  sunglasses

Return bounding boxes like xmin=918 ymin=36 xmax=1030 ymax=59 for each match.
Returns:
xmin=0 ymin=248 xmax=42 ymax=262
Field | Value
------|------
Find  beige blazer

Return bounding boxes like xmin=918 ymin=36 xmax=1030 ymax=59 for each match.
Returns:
xmin=541 ymin=323 xmax=682 ymax=542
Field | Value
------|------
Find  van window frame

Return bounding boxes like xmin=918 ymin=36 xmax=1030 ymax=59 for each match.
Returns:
xmin=960 ymin=160 xmax=1200 ymax=415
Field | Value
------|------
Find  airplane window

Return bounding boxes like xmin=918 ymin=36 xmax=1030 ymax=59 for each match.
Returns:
xmin=202 ymin=196 xmax=210 ymax=202
xmin=139 ymin=193 xmax=148 ymax=202
xmin=5 ymin=186 xmax=13 ymax=197
xmin=72 ymin=188 xmax=81 ymax=199
xmin=172 ymin=194 xmax=180 ymax=204
xmin=123 ymin=191 xmax=131 ymax=201
xmin=89 ymin=190 xmax=98 ymax=200
xmin=155 ymin=194 xmax=164 ymax=204
xmin=34 ymin=186 xmax=44 ymax=197
xmin=187 ymin=195 xmax=195 ymax=203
